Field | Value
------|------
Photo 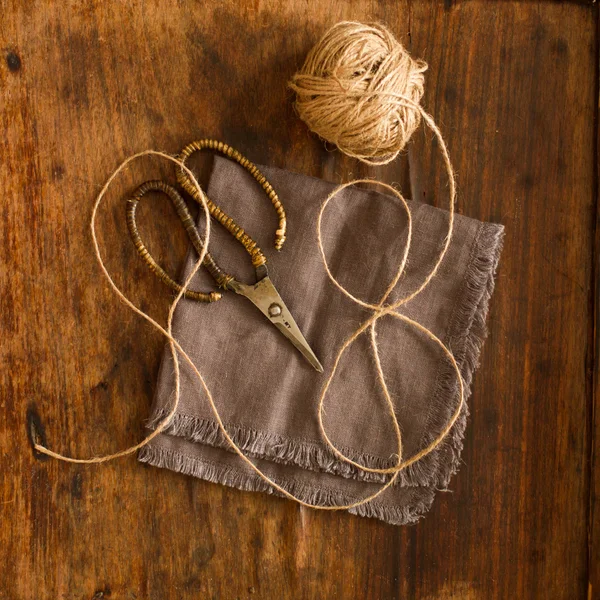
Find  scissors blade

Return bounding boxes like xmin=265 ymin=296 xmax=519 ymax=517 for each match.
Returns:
xmin=229 ymin=277 xmax=324 ymax=373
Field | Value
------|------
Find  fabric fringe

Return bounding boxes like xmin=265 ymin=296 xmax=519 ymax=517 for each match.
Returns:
xmin=146 ymin=221 xmax=504 ymax=489
xmin=146 ymin=407 xmax=397 ymax=484
xmin=138 ymin=443 xmax=435 ymax=526
xmin=403 ymin=222 xmax=505 ymax=488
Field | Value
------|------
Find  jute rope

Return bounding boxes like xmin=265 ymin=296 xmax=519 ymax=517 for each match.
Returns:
xmin=289 ymin=21 xmax=428 ymax=165
xmin=33 ymin=21 xmax=464 ymax=511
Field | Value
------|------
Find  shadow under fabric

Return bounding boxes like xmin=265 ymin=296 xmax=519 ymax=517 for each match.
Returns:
xmin=139 ymin=156 xmax=504 ymax=525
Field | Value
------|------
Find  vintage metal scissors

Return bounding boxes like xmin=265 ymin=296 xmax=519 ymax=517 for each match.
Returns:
xmin=125 ymin=139 xmax=323 ymax=373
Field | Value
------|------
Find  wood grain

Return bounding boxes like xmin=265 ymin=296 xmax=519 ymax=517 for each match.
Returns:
xmin=0 ymin=1 xmax=596 ymax=598
xmin=591 ymin=5 xmax=600 ymax=598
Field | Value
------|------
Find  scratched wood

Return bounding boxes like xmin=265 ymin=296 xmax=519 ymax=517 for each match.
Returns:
xmin=0 ymin=1 xmax=596 ymax=599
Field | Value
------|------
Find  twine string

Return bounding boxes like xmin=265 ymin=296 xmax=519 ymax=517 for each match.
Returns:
xmin=34 ymin=21 xmax=464 ymax=511
xmin=315 ymin=104 xmax=462 ymax=477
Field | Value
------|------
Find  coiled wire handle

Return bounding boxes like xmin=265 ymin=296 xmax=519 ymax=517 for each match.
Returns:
xmin=126 ymin=180 xmax=226 ymax=302
xmin=177 ymin=139 xmax=287 ymax=267
xmin=126 ymin=140 xmax=287 ymax=302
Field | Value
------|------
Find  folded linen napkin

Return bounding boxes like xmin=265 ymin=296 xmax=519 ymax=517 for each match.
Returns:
xmin=138 ymin=156 xmax=503 ymax=524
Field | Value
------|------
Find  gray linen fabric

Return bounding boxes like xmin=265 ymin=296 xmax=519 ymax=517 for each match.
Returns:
xmin=139 ymin=157 xmax=503 ymax=524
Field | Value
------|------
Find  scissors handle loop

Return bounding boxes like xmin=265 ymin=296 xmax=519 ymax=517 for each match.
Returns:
xmin=177 ymin=139 xmax=287 ymax=267
xmin=126 ymin=180 xmax=229 ymax=303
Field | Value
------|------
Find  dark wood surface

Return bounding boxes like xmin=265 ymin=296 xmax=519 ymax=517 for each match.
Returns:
xmin=1 ymin=1 xmax=597 ymax=598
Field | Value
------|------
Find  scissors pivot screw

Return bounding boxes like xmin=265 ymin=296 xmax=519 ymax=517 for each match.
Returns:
xmin=268 ymin=303 xmax=282 ymax=318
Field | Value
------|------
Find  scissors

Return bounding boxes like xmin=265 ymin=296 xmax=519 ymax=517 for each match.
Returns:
xmin=125 ymin=139 xmax=323 ymax=373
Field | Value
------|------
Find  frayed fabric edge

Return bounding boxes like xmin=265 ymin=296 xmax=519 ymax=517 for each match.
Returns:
xmin=138 ymin=443 xmax=435 ymax=526
xmin=405 ymin=222 xmax=505 ymax=489
xmin=146 ymin=407 xmax=397 ymax=484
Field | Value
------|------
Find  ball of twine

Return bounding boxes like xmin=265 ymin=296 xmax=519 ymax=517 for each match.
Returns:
xmin=289 ymin=21 xmax=428 ymax=165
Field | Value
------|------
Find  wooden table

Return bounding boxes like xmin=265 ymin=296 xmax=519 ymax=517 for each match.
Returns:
xmin=1 ymin=1 xmax=597 ymax=598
